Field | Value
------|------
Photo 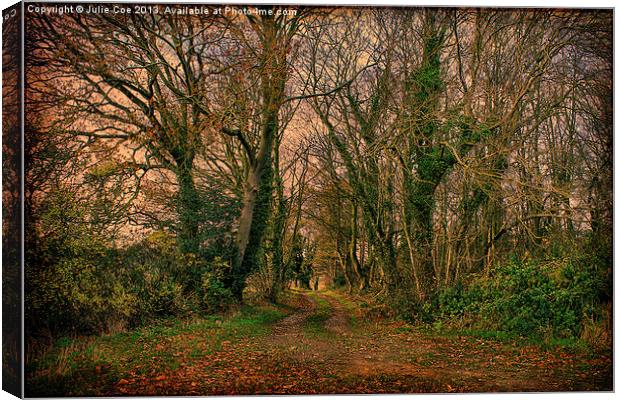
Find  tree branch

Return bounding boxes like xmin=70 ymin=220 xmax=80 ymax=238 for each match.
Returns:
xmin=222 ymin=127 xmax=255 ymax=164
xmin=283 ymin=62 xmax=378 ymax=103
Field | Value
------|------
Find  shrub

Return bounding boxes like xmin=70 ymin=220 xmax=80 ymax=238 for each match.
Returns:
xmin=27 ymin=240 xmax=138 ymax=335
xmin=27 ymin=228 xmax=206 ymax=336
xmin=200 ymin=257 xmax=234 ymax=313
xmin=136 ymin=270 xmax=187 ymax=318
xmin=331 ymin=274 xmax=347 ymax=288
xmin=125 ymin=231 xmax=206 ymax=294
xmin=201 ymin=274 xmax=235 ymax=313
xmin=429 ymin=256 xmax=607 ymax=341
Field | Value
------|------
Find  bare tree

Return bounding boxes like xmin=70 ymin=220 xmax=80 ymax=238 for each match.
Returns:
xmin=27 ymin=10 xmax=230 ymax=253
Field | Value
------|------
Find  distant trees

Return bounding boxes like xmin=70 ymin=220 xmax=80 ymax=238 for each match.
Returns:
xmin=302 ymin=9 xmax=612 ymax=303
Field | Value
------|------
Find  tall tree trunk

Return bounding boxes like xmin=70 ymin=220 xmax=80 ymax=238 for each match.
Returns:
xmin=176 ymin=157 xmax=200 ymax=254
xmin=349 ymin=203 xmax=369 ymax=291
xmin=228 ymin=13 xmax=288 ymax=300
xmin=399 ymin=13 xmax=446 ymax=298
xmin=409 ymin=181 xmax=437 ymax=297
xmin=269 ymin=143 xmax=287 ymax=303
xmin=230 ymin=152 xmax=274 ymax=300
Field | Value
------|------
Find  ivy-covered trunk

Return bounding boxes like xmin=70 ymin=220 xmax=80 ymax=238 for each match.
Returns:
xmin=230 ymin=158 xmax=274 ymax=300
xmin=401 ymin=15 xmax=446 ymax=298
xmin=228 ymin=13 xmax=288 ymax=301
xmin=407 ymin=178 xmax=437 ymax=297
xmin=348 ymin=203 xmax=369 ymax=291
xmin=176 ymin=158 xmax=200 ymax=254
xmin=269 ymin=143 xmax=287 ymax=303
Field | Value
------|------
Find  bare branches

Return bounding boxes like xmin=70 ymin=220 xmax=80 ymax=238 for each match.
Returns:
xmin=221 ymin=127 xmax=255 ymax=164
xmin=284 ymin=62 xmax=378 ymax=103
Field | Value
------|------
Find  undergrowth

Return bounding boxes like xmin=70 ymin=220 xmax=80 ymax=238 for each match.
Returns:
xmin=419 ymin=255 xmax=610 ymax=352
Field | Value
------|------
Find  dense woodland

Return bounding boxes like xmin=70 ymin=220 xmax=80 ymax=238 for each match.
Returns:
xmin=22 ymin=6 xmax=611 ymax=354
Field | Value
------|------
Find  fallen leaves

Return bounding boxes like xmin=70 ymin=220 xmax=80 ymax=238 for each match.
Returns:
xmin=33 ymin=291 xmax=613 ymax=396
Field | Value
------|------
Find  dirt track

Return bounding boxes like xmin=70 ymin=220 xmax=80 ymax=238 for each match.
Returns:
xmin=113 ymin=290 xmax=613 ymax=395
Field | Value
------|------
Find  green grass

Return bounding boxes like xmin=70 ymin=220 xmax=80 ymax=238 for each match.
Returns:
xmin=323 ymin=290 xmax=359 ymax=327
xmin=395 ymin=326 xmax=415 ymax=333
xmin=26 ymin=304 xmax=287 ymax=397
xmin=303 ymin=292 xmax=332 ymax=337
xmin=534 ymin=335 xmax=592 ymax=354
xmin=457 ymin=329 xmax=516 ymax=342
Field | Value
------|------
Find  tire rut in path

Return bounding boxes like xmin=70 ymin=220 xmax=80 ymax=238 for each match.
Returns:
xmin=315 ymin=292 xmax=351 ymax=336
xmin=270 ymin=291 xmax=317 ymax=344
xmin=265 ymin=291 xmax=354 ymax=369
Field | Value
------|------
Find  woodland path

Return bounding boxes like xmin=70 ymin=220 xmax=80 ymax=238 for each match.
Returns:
xmin=107 ymin=289 xmax=612 ymax=395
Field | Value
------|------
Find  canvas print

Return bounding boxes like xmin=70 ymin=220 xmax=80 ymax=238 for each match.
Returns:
xmin=2 ymin=2 xmax=613 ymax=397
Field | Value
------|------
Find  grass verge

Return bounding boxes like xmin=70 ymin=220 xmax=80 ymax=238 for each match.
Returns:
xmin=26 ymin=304 xmax=287 ymax=397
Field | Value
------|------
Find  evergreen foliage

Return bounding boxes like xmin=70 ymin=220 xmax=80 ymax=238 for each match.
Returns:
xmin=428 ymin=255 xmax=609 ymax=340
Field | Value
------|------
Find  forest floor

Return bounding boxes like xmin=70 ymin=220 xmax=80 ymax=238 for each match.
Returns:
xmin=27 ymin=289 xmax=612 ymax=396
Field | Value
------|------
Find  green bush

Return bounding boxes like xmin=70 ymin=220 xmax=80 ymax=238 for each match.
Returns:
xmin=124 ymin=231 xmax=206 ymax=294
xmin=27 ymin=186 xmax=242 ymax=339
xmin=122 ymin=232 xmax=205 ymax=320
xmin=136 ymin=270 xmax=187 ymax=318
xmin=27 ymin=225 xmax=208 ymax=336
xmin=201 ymin=274 xmax=234 ymax=313
xmin=27 ymin=238 xmax=138 ymax=334
xmin=201 ymin=257 xmax=234 ymax=313
xmin=25 ymin=189 xmax=141 ymax=334
xmin=331 ymin=274 xmax=347 ymax=288
xmin=430 ymin=256 xmax=606 ymax=341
